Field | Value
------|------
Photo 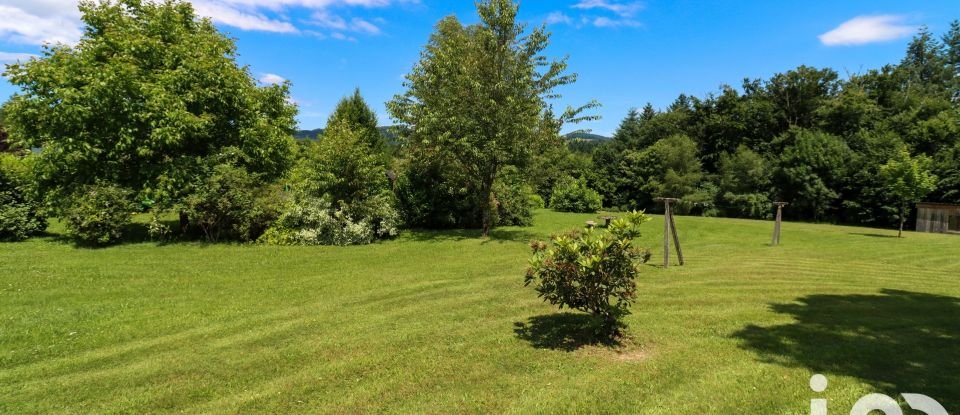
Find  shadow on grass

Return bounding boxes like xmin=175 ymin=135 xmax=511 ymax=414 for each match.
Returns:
xmin=733 ymin=289 xmax=960 ymax=408
xmin=46 ymin=219 xmax=204 ymax=248
xmin=403 ymin=227 xmax=542 ymax=244
xmin=514 ymin=312 xmax=622 ymax=352
xmin=849 ymin=232 xmax=900 ymax=238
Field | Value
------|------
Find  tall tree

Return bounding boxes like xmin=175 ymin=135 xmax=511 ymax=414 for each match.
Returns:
xmin=388 ymin=0 xmax=596 ymax=236
xmin=327 ymin=88 xmax=385 ymax=152
xmin=944 ymin=20 xmax=960 ymax=72
xmin=2 ymin=0 xmax=296 ymax=208
xmin=901 ymin=26 xmax=949 ymax=87
xmin=880 ymin=147 xmax=938 ymax=237
xmin=765 ymin=65 xmax=840 ymax=128
xmin=640 ymin=103 xmax=657 ymax=121
xmin=612 ymin=108 xmax=643 ymax=148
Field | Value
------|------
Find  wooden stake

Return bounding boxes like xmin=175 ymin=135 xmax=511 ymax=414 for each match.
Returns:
xmin=772 ymin=202 xmax=788 ymax=246
xmin=669 ymin=211 xmax=684 ymax=265
xmin=656 ymin=197 xmax=682 ymax=267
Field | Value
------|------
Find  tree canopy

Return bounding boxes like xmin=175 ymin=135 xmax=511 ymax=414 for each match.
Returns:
xmin=388 ymin=0 xmax=597 ymax=236
xmin=2 ymin=0 xmax=297 ymax=208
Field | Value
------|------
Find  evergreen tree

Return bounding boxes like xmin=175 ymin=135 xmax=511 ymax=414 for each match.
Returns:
xmin=327 ymin=88 xmax=385 ymax=153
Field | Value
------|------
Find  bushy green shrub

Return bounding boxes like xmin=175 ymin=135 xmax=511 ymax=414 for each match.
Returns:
xmin=0 ymin=154 xmax=46 ymax=241
xmin=181 ymin=164 xmax=280 ymax=242
xmin=259 ymin=195 xmax=399 ymax=246
xmin=264 ymin=120 xmax=400 ymax=245
xmin=525 ymin=211 xmax=651 ymax=337
xmin=550 ymin=176 xmax=603 ymax=213
xmin=492 ymin=166 xmax=540 ymax=226
xmin=64 ymin=184 xmax=136 ymax=245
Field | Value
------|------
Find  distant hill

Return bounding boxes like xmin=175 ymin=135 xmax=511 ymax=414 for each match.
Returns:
xmin=563 ymin=131 xmax=610 ymax=142
xmin=564 ymin=131 xmax=610 ymax=153
xmin=295 ymin=126 xmax=398 ymax=144
xmin=294 ymin=128 xmax=324 ymax=140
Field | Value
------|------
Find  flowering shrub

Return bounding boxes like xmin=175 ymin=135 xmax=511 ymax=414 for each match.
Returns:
xmin=525 ymin=211 xmax=651 ymax=336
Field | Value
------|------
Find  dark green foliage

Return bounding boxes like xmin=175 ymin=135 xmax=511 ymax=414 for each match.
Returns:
xmin=64 ymin=184 xmax=136 ymax=246
xmin=934 ymin=142 xmax=960 ymax=204
xmin=0 ymin=154 xmax=46 ymax=240
xmin=525 ymin=211 xmax=651 ymax=336
xmin=718 ymin=146 xmax=772 ymax=218
xmin=550 ymin=176 xmax=602 ymax=213
xmin=527 ymin=136 xmax=593 ymax=203
xmin=181 ymin=164 xmax=280 ymax=242
xmin=394 ymin=157 xmax=478 ymax=229
xmin=611 ymin=134 xmax=708 ymax=213
xmin=773 ymin=129 xmax=852 ymax=221
xmin=0 ymin=115 xmax=10 ymax=153
xmin=590 ymin=23 xmax=959 ymax=227
xmin=765 ymin=65 xmax=840 ymax=128
xmin=492 ymin=166 xmax=539 ymax=226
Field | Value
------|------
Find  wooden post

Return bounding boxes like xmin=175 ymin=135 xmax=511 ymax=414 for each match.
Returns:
xmin=771 ymin=202 xmax=787 ymax=246
xmin=656 ymin=197 xmax=682 ymax=267
xmin=669 ymin=210 xmax=684 ymax=265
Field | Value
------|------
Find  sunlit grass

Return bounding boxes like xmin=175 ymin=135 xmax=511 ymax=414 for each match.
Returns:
xmin=1 ymin=210 xmax=958 ymax=414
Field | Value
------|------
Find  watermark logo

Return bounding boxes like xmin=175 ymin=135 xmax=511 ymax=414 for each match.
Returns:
xmin=810 ymin=374 xmax=948 ymax=415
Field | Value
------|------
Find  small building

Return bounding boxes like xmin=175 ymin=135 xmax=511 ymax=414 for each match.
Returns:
xmin=916 ymin=202 xmax=960 ymax=234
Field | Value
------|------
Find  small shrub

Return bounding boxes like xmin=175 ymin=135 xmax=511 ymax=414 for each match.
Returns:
xmin=524 ymin=211 xmax=651 ymax=337
xmin=0 ymin=154 xmax=46 ymax=241
xmin=550 ymin=176 xmax=602 ymax=213
xmin=64 ymin=184 xmax=136 ymax=245
xmin=181 ymin=164 xmax=280 ymax=242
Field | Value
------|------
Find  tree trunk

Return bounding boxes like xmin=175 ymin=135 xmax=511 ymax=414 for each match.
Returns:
xmin=179 ymin=211 xmax=189 ymax=235
xmin=898 ymin=204 xmax=905 ymax=238
xmin=479 ymin=177 xmax=495 ymax=238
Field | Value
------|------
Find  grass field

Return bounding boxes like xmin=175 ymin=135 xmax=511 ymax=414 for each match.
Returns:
xmin=1 ymin=210 xmax=959 ymax=414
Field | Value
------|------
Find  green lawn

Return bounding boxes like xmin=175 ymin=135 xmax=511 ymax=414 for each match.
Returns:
xmin=2 ymin=210 xmax=959 ymax=414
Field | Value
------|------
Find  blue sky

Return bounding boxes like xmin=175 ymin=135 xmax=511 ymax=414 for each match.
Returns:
xmin=1 ymin=0 xmax=958 ymax=136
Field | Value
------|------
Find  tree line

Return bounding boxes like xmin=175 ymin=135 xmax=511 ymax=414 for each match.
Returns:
xmin=1 ymin=0 xmax=957 ymax=245
xmin=588 ymin=23 xmax=959 ymax=228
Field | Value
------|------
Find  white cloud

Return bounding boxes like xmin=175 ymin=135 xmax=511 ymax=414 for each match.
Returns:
xmin=572 ymin=0 xmax=643 ymax=18
xmin=545 ymin=11 xmax=572 ymax=25
xmin=259 ymin=73 xmax=286 ymax=85
xmin=0 ymin=51 xmax=38 ymax=63
xmin=310 ymin=10 xmax=381 ymax=36
xmin=191 ymin=1 xmax=297 ymax=33
xmin=0 ymin=0 xmax=406 ymax=46
xmin=590 ymin=16 xmax=640 ymax=28
xmin=819 ymin=15 xmax=915 ymax=46
xmin=551 ymin=0 xmax=644 ymax=30
xmin=350 ymin=18 xmax=380 ymax=35
xmin=0 ymin=4 xmax=83 ymax=45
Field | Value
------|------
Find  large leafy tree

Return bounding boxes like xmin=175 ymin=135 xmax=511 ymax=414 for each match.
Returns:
xmin=2 ymin=0 xmax=297 ymax=208
xmin=880 ymin=147 xmax=938 ymax=237
xmin=764 ymin=65 xmax=840 ymax=129
xmin=388 ymin=0 xmax=596 ymax=236
xmin=773 ymin=129 xmax=852 ymax=221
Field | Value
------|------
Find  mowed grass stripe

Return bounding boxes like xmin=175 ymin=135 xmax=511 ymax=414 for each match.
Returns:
xmin=1 ymin=210 xmax=959 ymax=413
